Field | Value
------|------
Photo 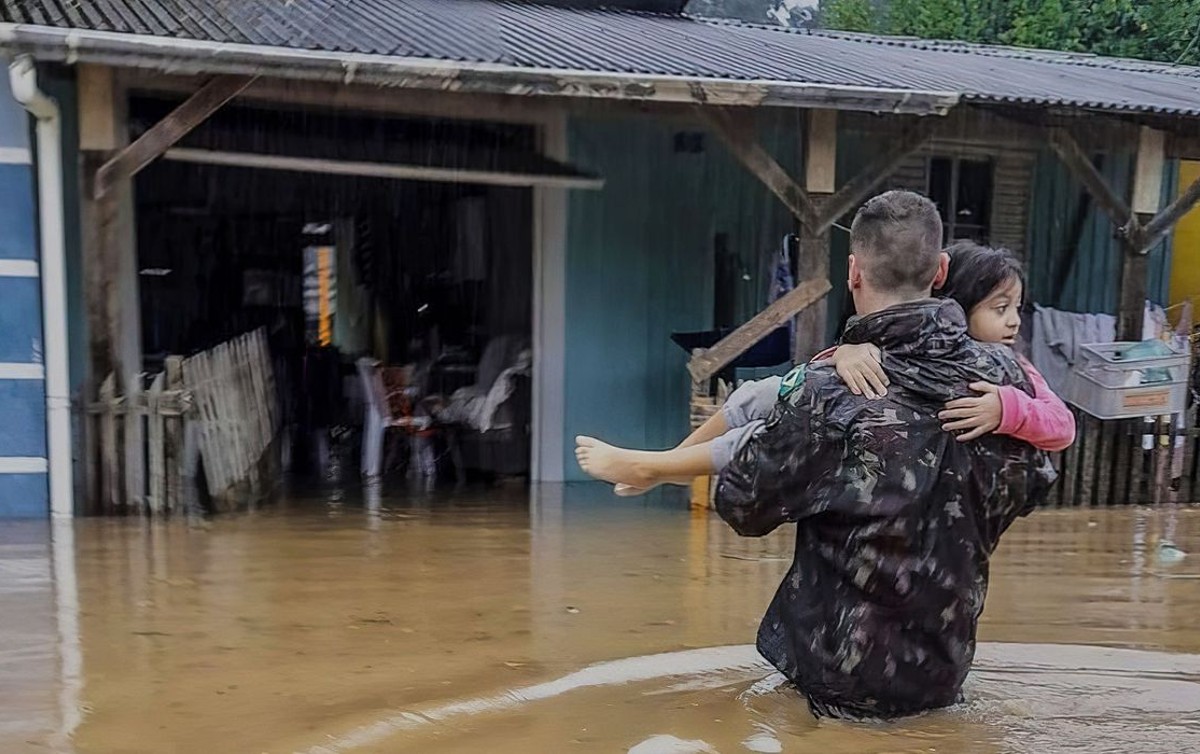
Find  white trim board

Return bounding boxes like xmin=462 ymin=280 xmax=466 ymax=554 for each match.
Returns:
xmin=0 ymin=260 xmax=39 ymax=277
xmin=0 ymin=147 xmax=32 ymax=164
xmin=0 ymin=457 xmax=49 ymax=474
xmin=0 ymin=363 xmax=44 ymax=379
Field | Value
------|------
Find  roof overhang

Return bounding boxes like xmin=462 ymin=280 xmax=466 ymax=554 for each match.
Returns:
xmin=0 ymin=23 xmax=961 ymax=116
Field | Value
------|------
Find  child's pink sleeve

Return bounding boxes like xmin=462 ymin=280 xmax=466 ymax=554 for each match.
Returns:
xmin=997 ymin=357 xmax=1077 ymax=452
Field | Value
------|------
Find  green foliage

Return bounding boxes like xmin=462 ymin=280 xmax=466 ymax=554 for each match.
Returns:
xmin=694 ymin=0 xmax=1200 ymax=66
xmin=819 ymin=0 xmax=877 ymax=32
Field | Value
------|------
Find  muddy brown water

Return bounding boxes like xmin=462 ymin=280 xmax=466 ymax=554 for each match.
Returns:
xmin=4 ymin=485 xmax=1200 ymax=753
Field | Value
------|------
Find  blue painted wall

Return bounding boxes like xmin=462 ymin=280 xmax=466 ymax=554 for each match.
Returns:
xmin=561 ymin=111 xmax=800 ymax=480
xmin=0 ymin=72 xmax=47 ymax=518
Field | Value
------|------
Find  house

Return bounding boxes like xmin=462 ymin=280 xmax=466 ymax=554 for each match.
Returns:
xmin=2 ymin=0 xmax=1199 ymax=517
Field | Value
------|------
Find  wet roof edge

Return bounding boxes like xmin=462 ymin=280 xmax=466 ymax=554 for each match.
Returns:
xmin=0 ymin=23 xmax=960 ymax=116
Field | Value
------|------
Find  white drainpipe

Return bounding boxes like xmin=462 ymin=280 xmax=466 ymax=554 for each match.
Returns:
xmin=10 ymin=55 xmax=73 ymax=519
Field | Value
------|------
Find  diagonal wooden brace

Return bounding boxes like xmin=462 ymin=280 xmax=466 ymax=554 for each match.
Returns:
xmin=1046 ymin=128 xmax=1140 ymax=241
xmin=688 ymin=278 xmax=831 ymax=382
xmin=1141 ymin=171 xmax=1200 ymax=252
xmin=94 ymin=74 xmax=255 ymax=198
xmin=697 ymin=106 xmax=821 ymax=229
xmin=814 ymin=118 xmax=938 ymax=234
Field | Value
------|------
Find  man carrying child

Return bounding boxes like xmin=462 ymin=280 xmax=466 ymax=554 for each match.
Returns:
xmin=715 ymin=190 xmax=1058 ymax=718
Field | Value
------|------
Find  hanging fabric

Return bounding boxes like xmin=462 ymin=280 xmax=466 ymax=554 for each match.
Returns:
xmin=768 ymin=234 xmax=797 ymax=357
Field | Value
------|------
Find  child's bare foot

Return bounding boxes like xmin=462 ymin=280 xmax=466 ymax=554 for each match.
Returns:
xmin=614 ymin=482 xmax=655 ymax=497
xmin=575 ymin=436 xmax=655 ymax=488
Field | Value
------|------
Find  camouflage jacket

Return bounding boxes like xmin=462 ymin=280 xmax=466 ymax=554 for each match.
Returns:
xmin=714 ymin=298 xmax=1058 ymax=719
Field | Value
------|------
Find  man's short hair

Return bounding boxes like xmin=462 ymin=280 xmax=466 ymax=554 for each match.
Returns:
xmin=849 ymin=191 xmax=943 ymax=294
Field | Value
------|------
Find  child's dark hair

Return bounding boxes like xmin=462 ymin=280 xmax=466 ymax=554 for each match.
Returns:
xmin=938 ymin=241 xmax=1025 ymax=314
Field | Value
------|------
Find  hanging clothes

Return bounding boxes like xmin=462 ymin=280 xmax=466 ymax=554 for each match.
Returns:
xmin=767 ymin=234 xmax=797 ymax=356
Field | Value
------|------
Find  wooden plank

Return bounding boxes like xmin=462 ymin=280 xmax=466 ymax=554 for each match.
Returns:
xmin=78 ymin=64 xmax=119 ymax=151
xmin=251 ymin=330 xmax=273 ymax=451
xmin=1078 ymin=414 xmax=1100 ymax=506
xmin=98 ymin=374 xmax=119 ymax=512
xmin=688 ymin=278 xmax=831 ymax=382
xmin=795 ymin=196 xmax=830 ymax=361
xmin=814 ymin=118 xmax=938 ymax=235
xmin=1059 ymin=415 xmax=1081 ymax=506
xmin=1046 ymin=128 xmax=1136 ymax=236
xmin=146 ymin=372 xmax=166 ymax=514
xmin=1141 ymin=170 xmax=1200 ymax=251
xmin=164 ymin=356 xmax=185 ymax=513
xmin=1094 ymin=418 xmax=1116 ymax=507
xmin=1111 ymin=418 xmax=1134 ymax=505
xmin=94 ymin=75 xmax=255 ymax=197
xmin=124 ymin=373 xmax=145 ymax=511
xmin=183 ymin=353 xmax=219 ymax=496
xmin=805 ymin=110 xmax=837 ymax=193
xmin=1132 ymin=127 xmax=1166 ymax=215
xmin=1116 ymin=249 xmax=1149 ymax=342
xmin=697 ymin=106 xmax=820 ymax=229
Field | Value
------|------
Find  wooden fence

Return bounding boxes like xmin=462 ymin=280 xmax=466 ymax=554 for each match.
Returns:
xmin=87 ymin=328 xmax=278 ymax=513
xmin=1047 ymin=405 xmax=1200 ymax=507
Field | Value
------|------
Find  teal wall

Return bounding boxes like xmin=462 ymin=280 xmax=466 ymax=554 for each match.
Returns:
xmin=1026 ymin=148 xmax=1175 ymax=313
xmin=561 ymin=111 xmax=801 ymax=480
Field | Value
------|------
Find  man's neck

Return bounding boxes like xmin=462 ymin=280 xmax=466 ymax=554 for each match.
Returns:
xmin=854 ymin=288 xmax=932 ymax=317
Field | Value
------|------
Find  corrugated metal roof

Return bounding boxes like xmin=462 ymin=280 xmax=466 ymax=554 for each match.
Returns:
xmin=3 ymin=0 xmax=1200 ymax=116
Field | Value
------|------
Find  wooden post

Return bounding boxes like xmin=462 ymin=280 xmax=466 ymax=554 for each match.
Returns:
xmin=795 ymin=110 xmax=837 ymax=360
xmin=124 ymin=372 xmax=144 ymax=510
xmin=146 ymin=372 xmax=166 ymax=513
xmin=97 ymin=374 xmax=119 ymax=513
xmin=164 ymin=356 xmax=185 ymax=513
xmin=1118 ymin=127 xmax=1166 ymax=341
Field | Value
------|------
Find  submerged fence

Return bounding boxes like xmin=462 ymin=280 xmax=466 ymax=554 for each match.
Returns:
xmin=1048 ymin=405 xmax=1200 ymax=507
xmin=87 ymin=328 xmax=278 ymax=513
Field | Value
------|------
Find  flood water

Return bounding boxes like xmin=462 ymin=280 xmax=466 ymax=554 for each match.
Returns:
xmin=4 ymin=486 xmax=1200 ymax=753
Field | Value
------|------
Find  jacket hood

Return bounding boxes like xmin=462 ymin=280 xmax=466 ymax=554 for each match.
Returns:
xmin=842 ymin=298 xmax=1029 ymax=403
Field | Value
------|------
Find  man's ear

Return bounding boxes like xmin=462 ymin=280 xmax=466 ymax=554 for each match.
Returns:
xmin=931 ymin=252 xmax=950 ymax=289
xmin=848 ymin=254 xmax=863 ymax=290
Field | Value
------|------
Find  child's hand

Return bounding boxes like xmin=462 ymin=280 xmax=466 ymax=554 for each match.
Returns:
xmin=832 ymin=343 xmax=888 ymax=398
xmin=939 ymin=382 xmax=1003 ymax=441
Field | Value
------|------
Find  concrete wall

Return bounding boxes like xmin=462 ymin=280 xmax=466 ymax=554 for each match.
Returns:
xmin=0 ymin=73 xmax=47 ymax=517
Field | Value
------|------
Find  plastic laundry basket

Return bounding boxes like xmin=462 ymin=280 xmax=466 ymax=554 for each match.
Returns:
xmin=1066 ymin=341 xmax=1191 ymax=420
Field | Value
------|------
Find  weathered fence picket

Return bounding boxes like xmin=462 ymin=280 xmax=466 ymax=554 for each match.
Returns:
xmin=87 ymin=328 xmax=277 ymax=513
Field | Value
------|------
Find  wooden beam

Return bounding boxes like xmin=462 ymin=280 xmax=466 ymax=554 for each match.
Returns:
xmin=795 ymin=195 xmax=831 ymax=361
xmin=806 ymin=110 xmax=838 ymax=194
xmin=688 ymin=278 xmax=832 ymax=382
xmin=1116 ymin=252 xmax=1149 ymax=341
xmin=814 ymin=118 xmax=937 ymax=234
xmin=1132 ymin=127 xmax=1166 ymax=215
xmin=1141 ymin=171 xmax=1200 ymax=252
xmin=94 ymin=74 xmax=254 ymax=197
xmin=697 ymin=106 xmax=820 ymax=229
xmin=78 ymin=65 xmax=119 ymax=151
xmin=1047 ymin=128 xmax=1136 ymax=236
